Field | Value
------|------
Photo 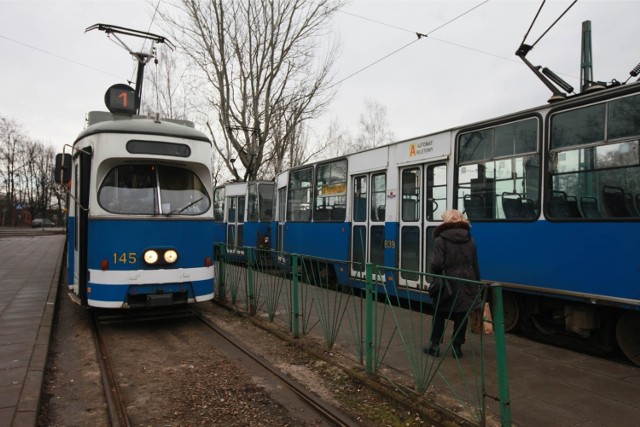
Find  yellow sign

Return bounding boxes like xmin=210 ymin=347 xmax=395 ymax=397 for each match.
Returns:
xmin=409 ymin=143 xmax=417 ymax=157
xmin=321 ymin=183 xmax=346 ymax=196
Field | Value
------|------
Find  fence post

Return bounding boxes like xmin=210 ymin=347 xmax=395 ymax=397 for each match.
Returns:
xmin=292 ymin=254 xmax=300 ymax=338
xmin=216 ymin=243 xmax=226 ymax=303
xmin=365 ymin=263 xmax=374 ymax=374
xmin=491 ymin=284 xmax=512 ymax=426
xmin=247 ymin=247 xmax=256 ymax=315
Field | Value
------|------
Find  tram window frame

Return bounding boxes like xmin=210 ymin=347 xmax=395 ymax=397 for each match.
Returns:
xmin=248 ymin=183 xmax=259 ymax=221
xmin=401 ymin=168 xmax=421 ymax=222
xmin=426 ymin=164 xmax=447 ymax=221
xmin=371 ymin=173 xmax=386 ymax=223
xmin=456 ymin=117 xmax=540 ymax=221
xmin=548 ymin=93 xmax=640 ymax=220
xmin=213 ymin=187 xmax=225 ymax=222
xmin=259 ymin=183 xmax=275 ymax=222
xmin=287 ymin=166 xmax=313 ymax=222
xmin=314 ymin=159 xmax=347 ymax=222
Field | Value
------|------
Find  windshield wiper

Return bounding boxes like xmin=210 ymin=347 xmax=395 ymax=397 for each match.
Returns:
xmin=166 ymin=197 xmax=204 ymax=217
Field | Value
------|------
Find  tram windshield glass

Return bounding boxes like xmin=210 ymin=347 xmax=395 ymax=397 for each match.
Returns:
xmin=98 ymin=164 xmax=210 ymax=215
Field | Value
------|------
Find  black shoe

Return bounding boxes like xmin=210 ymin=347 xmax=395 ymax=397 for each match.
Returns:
xmin=423 ymin=345 xmax=440 ymax=357
xmin=452 ymin=345 xmax=463 ymax=358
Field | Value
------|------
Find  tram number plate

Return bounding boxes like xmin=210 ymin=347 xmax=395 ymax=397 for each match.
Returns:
xmin=384 ymin=240 xmax=396 ymax=249
xmin=113 ymin=252 xmax=137 ymax=264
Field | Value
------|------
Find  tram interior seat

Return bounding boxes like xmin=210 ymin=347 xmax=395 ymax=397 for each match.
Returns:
xmin=549 ymin=191 xmax=581 ymax=218
xmin=502 ymin=192 xmax=536 ymax=219
xmin=602 ymin=185 xmax=631 ymax=217
xmin=566 ymin=196 xmax=581 ymax=217
xmin=625 ymin=193 xmax=638 ymax=216
xmin=463 ymin=194 xmax=488 ymax=219
xmin=376 ymin=206 xmax=386 ymax=222
xmin=580 ymin=196 xmax=601 ymax=218
xmin=331 ymin=206 xmax=346 ymax=221
xmin=314 ymin=208 xmax=331 ymax=221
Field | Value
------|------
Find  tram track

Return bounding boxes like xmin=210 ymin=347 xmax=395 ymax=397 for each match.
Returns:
xmin=191 ymin=309 xmax=359 ymax=427
xmin=88 ymin=306 xmax=358 ymax=426
xmin=90 ymin=311 xmax=131 ymax=427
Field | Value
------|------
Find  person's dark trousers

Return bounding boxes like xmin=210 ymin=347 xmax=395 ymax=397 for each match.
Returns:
xmin=430 ymin=311 xmax=468 ymax=349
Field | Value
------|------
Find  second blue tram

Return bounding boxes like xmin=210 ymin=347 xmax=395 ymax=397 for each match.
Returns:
xmin=272 ymin=81 xmax=640 ymax=365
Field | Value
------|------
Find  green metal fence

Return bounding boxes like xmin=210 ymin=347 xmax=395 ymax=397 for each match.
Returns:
xmin=214 ymin=243 xmax=511 ymax=426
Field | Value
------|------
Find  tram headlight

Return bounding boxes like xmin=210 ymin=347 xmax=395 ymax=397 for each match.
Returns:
xmin=164 ymin=249 xmax=178 ymax=264
xmin=144 ymin=249 xmax=159 ymax=265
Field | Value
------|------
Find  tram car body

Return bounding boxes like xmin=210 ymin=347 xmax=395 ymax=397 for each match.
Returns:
xmin=57 ymin=112 xmax=216 ymax=308
xmin=213 ymin=180 xmax=275 ymax=261
xmin=273 ymin=82 xmax=640 ymax=364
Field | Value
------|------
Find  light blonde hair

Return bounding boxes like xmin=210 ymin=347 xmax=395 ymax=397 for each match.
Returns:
xmin=441 ymin=209 xmax=469 ymax=224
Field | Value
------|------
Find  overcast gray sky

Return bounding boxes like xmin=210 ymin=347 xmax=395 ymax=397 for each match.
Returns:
xmin=1 ymin=0 xmax=640 ymax=153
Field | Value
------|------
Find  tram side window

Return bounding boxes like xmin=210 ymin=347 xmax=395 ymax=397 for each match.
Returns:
xmin=248 ymin=183 xmax=259 ymax=221
xmin=401 ymin=168 xmax=420 ymax=222
xmin=213 ymin=187 xmax=225 ymax=222
xmin=426 ymin=165 xmax=446 ymax=221
xmin=456 ymin=118 xmax=539 ymax=221
xmin=353 ymin=176 xmax=367 ymax=222
xmin=549 ymin=93 xmax=640 ymax=219
xmin=287 ymin=167 xmax=313 ymax=222
xmin=371 ymin=173 xmax=386 ymax=222
xmin=259 ymin=183 xmax=274 ymax=222
xmin=315 ymin=159 xmax=347 ymax=221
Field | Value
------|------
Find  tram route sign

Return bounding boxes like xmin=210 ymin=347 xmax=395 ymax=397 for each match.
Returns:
xmin=104 ymin=84 xmax=137 ymax=115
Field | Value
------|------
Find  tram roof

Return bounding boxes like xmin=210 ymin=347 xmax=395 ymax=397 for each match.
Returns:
xmin=74 ymin=111 xmax=211 ymax=144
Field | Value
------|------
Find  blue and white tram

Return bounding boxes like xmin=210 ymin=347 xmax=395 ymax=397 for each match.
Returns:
xmin=273 ymin=81 xmax=640 ymax=365
xmin=56 ymin=111 xmax=215 ymax=308
xmin=213 ymin=180 xmax=275 ymax=261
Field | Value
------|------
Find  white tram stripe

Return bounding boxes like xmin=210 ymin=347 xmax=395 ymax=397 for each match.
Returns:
xmin=89 ymin=266 xmax=214 ymax=285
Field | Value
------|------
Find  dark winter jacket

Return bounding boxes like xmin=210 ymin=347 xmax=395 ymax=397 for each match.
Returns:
xmin=430 ymin=221 xmax=481 ymax=313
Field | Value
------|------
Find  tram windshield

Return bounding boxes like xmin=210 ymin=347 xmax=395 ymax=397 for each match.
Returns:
xmin=98 ymin=164 xmax=210 ymax=215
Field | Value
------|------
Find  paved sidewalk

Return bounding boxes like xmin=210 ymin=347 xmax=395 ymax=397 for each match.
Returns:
xmin=0 ymin=235 xmax=65 ymax=427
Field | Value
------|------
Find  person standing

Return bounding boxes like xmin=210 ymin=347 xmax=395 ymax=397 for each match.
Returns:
xmin=425 ymin=209 xmax=481 ymax=357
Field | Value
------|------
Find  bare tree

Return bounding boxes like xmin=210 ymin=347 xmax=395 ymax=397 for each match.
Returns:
xmin=0 ymin=115 xmax=59 ymax=226
xmin=160 ymin=0 xmax=342 ymax=181
xmin=0 ymin=116 xmax=26 ymax=225
xmin=351 ymin=98 xmax=395 ymax=152
xmin=142 ymin=47 xmax=193 ymax=121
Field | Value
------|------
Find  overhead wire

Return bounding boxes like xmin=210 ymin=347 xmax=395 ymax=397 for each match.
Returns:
xmin=0 ymin=33 xmax=124 ymax=80
xmin=332 ymin=0 xmax=491 ymax=87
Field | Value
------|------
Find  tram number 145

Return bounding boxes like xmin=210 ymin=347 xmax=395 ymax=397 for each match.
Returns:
xmin=113 ymin=252 xmax=137 ymax=264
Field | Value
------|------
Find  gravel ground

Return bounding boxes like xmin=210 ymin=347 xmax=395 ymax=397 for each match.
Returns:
xmin=38 ymin=285 xmax=443 ymax=426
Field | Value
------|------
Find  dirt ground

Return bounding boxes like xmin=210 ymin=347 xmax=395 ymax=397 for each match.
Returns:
xmin=38 ymin=285 xmax=443 ymax=426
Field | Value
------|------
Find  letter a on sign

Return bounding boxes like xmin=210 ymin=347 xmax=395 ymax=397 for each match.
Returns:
xmin=409 ymin=144 xmax=416 ymax=157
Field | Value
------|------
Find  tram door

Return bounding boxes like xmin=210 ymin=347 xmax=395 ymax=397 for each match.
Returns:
xmin=350 ymin=172 xmax=386 ymax=278
xmin=226 ymin=195 xmax=245 ymax=252
xmin=73 ymin=149 xmax=92 ymax=304
xmin=398 ymin=163 xmax=447 ymax=289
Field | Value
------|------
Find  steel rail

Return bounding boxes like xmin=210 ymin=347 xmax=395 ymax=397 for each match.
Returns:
xmin=192 ymin=310 xmax=359 ymax=427
xmin=90 ymin=312 xmax=131 ymax=427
